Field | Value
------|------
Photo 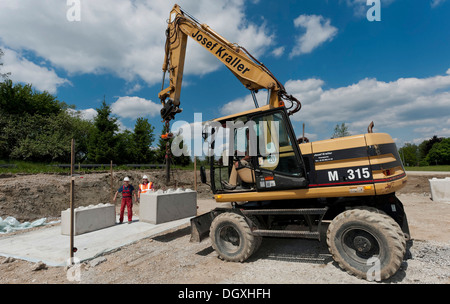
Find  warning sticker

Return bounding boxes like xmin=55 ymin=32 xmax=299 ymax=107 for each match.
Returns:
xmin=265 ymin=180 xmax=276 ymax=188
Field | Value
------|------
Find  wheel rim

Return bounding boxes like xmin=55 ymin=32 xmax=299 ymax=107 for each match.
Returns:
xmin=217 ymin=224 xmax=242 ymax=254
xmin=341 ymin=227 xmax=381 ymax=264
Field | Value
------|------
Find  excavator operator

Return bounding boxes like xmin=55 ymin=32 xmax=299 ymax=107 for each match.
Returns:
xmin=222 ymin=128 xmax=255 ymax=190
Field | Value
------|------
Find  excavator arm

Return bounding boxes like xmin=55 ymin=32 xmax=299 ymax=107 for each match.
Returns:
xmin=159 ymin=4 xmax=301 ymax=122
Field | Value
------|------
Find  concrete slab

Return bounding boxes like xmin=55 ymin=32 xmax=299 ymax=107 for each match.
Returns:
xmin=429 ymin=177 xmax=450 ymax=203
xmin=61 ymin=203 xmax=116 ymax=236
xmin=140 ymin=189 xmax=197 ymax=224
xmin=0 ymin=216 xmax=191 ymax=267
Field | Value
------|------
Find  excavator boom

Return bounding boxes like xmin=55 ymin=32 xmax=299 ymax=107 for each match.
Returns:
xmin=159 ymin=4 xmax=301 ymax=122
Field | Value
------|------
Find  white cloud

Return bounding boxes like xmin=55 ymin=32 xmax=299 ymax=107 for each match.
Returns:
xmin=221 ymin=70 xmax=450 ymax=142
xmin=271 ymin=46 xmax=285 ymax=58
xmin=345 ymin=0 xmax=396 ymax=17
xmin=291 ymin=72 xmax=450 ymax=140
xmin=125 ymin=83 xmax=143 ymax=95
xmin=220 ymin=90 xmax=268 ymax=115
xmin=111 ymin=96 xmax=161 ymax=119
xmin=220 ymin=78 xmax=324 ymax=117
xmin=285 ymin=78 xmax=325 ymax=104
xmin=78 ymin=108 xmax=98 ymax=121
xmin=67 ymin=108 xmax=98 ymax=121
xmin=290 ymin=15 xmax=338 ymax=58
xmin=431 ymin=0 xmax=447 ymax=8
xmin=0 ymin=0 xmax=274 ymax=86
xmin=1 ymin=47 xmax=70 ymax=94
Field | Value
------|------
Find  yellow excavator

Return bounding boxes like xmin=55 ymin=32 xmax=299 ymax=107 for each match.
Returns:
xmin=159 ymin=4 xmax=410 ymax=281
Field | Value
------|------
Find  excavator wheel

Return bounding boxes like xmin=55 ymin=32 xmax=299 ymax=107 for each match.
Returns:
xmin=246 ymin=215 xmax=263 ymax=256
xmin=210 ymin=212 xmax=260 ymax=262
xmin=326 ymin=207 xmax=406 ymax=281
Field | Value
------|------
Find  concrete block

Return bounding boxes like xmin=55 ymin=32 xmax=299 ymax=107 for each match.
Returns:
xmin=61 ymin=203 xmax=116 ymax=235
xmin=139 ymin=188 xmax=197 ymax=224
xmin=429 ymin=178 xmax=450 ymax=203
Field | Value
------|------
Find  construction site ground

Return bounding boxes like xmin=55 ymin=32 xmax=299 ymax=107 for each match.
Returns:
xmin=0 ymin=170 xmax=449 ymax=284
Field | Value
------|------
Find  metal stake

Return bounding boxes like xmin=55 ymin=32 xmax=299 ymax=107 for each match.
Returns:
xmin=110 ymin=160 xmax=114 ymax=206
xmin=194 ymin=157 xmax=197 ymax=191
xmin=70 ymin=139 xmax=75 ymax=260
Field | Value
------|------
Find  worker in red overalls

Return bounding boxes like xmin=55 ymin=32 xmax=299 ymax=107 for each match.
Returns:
xmin=113 ymin=177 xmax=137 ymax=224
xmin=138 ymin=175 xmax=154 ymax=201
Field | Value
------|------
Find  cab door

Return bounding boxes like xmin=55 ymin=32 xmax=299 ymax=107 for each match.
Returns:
xmin=249 ymin=108 xmax=308 ymax=191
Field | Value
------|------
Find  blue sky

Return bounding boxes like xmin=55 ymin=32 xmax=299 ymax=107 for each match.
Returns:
xmin=1 ymin=0 xmax=450 ymax=153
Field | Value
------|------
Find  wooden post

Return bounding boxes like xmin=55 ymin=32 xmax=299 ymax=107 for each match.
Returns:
xmin=70 ymin=139 xmax=75 ymax=260
xmin=110 ymin=161 xmax=116 ymax=218
xmin=110 ymin=160 xmax=114 ymax=207
xmin=194 ymin=157 xmax=197 ymax=192
xmin=165 ymin=142 xmax=171 ymax=184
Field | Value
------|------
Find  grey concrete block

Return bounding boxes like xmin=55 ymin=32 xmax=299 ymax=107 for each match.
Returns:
xmin=429 ymin=178 xmax=450 ymax=203
xmin=139 ymin=188 xmax=197 ymax=224
xmin=61 ymin=203 xmax=116 ymax=235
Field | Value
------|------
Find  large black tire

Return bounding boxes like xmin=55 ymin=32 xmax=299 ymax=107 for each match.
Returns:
xmin=326 ymin=207 xmax=406 ymax=281
xmin=210 ymin=212 xmax=260 ymax=262
xmin=247 ymin=215 xmax=263 ymax=256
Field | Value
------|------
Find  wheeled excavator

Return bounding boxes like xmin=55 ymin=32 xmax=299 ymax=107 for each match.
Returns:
xmin=158 ymin=4 xmax=410 ymax=281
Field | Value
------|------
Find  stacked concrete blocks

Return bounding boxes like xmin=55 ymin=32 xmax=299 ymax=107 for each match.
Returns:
xmin=61 ymin=203 xmax=116 ymax=235
xmin=139 ymin=188 xmax=197 ymax=224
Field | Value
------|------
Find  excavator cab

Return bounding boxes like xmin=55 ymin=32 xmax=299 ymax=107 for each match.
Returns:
xmin=204 ymin=107 xmax=308 ymax=194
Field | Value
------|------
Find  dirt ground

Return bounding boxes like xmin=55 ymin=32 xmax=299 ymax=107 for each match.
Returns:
xmin=0 ymin=171 xmax=449 ymax=284
xmin=0 ymin=169 xmax=212 ymax=221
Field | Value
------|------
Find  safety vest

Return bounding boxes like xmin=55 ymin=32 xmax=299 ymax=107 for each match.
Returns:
xmin=139 ymin=182 xmax=153 ymax=193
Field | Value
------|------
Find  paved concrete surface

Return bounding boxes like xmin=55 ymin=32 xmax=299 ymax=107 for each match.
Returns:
xmin=0 ymin=216 xmax=191 ymax=267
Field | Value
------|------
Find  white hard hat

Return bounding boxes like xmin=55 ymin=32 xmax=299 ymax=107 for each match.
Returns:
xmin=123 ymin=177 xmax=130 ymax=182
xmin=143 ymin=175 xmax=148 ymax=179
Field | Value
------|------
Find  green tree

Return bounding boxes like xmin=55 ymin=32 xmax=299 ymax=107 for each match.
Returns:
xmin=0 ymin=80 xmax=64 ymax=116
xmin=0 ymin=80 xmax=89 ymax=162
xmin=171 ymin=132 xmax=192 ymax=167
xmin=398 ymin=143 xmax=419 ymax=167
xmin=155 ymin=124 xmax=170 ymax=164
xmin=114 ymin=129 xmax=135 ymax=164
xmin=87 ymin=98 xmax=119 ymax=163
xmin=132 ymin=117 xmax=155 ymax=163
xmin=8 ymin=111 xmax=91 ymax=162
xmin=67 ymin=110 xmax=96 ymax=162
xmin=331 ymin=123 xmax=350 ymax=139
xmin=418 ymin=135 xmax=443 ymax=162
xmin=425 ymin=138 xmax=450 ymax=165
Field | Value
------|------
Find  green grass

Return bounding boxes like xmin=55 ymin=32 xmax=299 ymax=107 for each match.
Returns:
xmin=405 ymin=165 xmax=450 ymax=172
xmin=0 ymin=160 xmax=67 ymax=174
xmin=0 ymin=160 xmax=199 ymax=174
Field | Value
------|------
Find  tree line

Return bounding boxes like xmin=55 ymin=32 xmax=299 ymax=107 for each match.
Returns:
xmin=398 ymin=136 xmax=450 ymax=166
xmin=0 ymin=80 xmax=191 ymax=166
